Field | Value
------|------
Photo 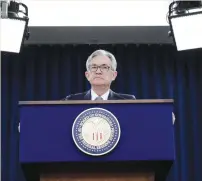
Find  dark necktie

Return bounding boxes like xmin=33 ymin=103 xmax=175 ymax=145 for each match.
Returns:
xmin=95 ymin=96 xmax=103 ymax=100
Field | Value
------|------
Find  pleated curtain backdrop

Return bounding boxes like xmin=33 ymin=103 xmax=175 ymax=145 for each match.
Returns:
xmin=2 ymin=44 xmax=202 ymax=181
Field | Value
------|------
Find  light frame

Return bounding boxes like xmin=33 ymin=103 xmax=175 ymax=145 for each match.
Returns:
xmin=168 ymin=1 xmax=202 ymax=51
xmin=0 ymin=1 xmax=30 ymax=53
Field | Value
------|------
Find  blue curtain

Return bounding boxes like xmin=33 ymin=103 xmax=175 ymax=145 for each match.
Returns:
xmin=2 ymin=44 xmax=202 ymax=181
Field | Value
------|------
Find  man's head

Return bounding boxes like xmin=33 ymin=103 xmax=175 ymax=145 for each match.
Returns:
xmin=85 ymin=49 xmax=117 ymax=87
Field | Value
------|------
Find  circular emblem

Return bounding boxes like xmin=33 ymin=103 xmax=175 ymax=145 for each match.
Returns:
xmin=72 ymin=107 xmax=121 ymax=156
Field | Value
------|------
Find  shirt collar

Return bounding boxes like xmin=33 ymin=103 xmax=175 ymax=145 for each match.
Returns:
xmin=91 ymin=89 xmax=110 ymax=100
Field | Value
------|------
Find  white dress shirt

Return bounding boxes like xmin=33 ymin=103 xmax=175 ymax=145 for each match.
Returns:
xmin=91 ymin=89 xmax=110 ymax=100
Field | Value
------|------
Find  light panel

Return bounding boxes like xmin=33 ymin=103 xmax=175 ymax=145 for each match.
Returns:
xmin=170 ymin=12 xmax=202 ymax=51
xmin=0 ymin=19 xmax=26 ymax=53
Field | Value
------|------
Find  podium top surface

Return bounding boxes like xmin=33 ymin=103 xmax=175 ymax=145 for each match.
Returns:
xmin=19 ymin=99 xmax=174 ymax=105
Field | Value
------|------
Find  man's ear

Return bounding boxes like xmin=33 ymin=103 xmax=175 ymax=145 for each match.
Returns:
xmin=85 ymin=71 xmax=90 ymax=81
xmin=112 ymin=71 xmax=118 ymax=81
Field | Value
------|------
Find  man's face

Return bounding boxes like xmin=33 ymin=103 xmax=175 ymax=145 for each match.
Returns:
xmin=85 ymin=55 xmax=117 ymax=86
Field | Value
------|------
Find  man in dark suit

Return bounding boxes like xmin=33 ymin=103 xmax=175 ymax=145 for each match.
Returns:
xmin=64 ymin=49 xmax=136 ymax=100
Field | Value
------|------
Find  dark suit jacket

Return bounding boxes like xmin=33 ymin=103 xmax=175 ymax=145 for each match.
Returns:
xmin=63 ymin=90 xmax=136 ymax=100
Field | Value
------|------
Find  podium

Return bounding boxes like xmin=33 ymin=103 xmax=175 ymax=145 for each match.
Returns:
xmin=19 ymin=99 xmax=175 ymax=181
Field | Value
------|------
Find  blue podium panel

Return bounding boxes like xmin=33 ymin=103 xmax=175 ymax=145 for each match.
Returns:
xmin=19 ymin=100 xmax=175 ymax=163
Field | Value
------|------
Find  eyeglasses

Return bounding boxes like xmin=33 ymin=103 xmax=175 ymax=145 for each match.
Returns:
xmin=89 ymin=64 xmax=112 ymax=73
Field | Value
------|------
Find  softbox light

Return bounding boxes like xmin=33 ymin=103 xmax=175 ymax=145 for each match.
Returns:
xmin=0 ymin=1 xmax=30 ymax=53
xmin=169 ymin=11 xmax=202 ymax=51
xmin=168 ymin=1 xmax=202 ymax=51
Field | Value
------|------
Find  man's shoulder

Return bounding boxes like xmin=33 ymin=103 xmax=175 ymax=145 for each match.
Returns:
xmin=113 ymin=92 xmax=136 ymax=100
xmin=63 ymin=91 xmax=87 ymax=100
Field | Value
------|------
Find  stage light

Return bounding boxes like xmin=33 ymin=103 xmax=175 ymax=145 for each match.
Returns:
xmin=168 ymin=1 xmax=202 ymax=51
xmin=0 ymin=0 xmax=30 ymax=53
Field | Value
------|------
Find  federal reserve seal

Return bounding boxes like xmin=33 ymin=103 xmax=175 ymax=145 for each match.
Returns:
xmin=72 ymin=107 xmax=121 ymax=156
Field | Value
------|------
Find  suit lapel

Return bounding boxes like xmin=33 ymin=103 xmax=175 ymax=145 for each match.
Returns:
xmin=84 ymin=90 xmax=91 ymax=100
xmin=108 ymin=90 xmax=119 ymax=100
xmin=108 ymin=90 xmax=125 ymax=100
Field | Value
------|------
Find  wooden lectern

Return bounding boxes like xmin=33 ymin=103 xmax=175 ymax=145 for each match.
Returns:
xmin=19 ymin=99 xmax=175 ymax=181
